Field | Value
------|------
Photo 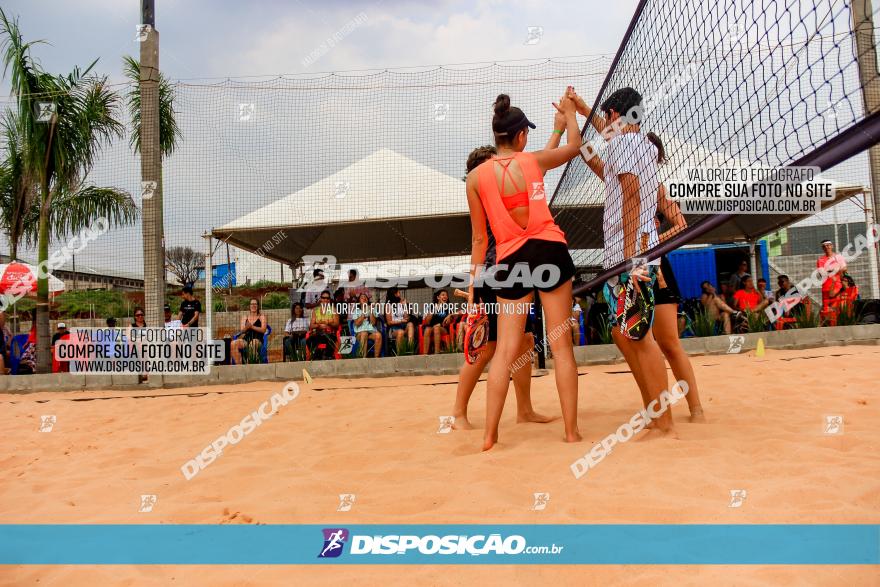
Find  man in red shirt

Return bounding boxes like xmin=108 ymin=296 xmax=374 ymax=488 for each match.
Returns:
xmin=817 ymin=240 xmax=847 ymax=312
xmin=733 ymin=275 xmax=769 ymax=312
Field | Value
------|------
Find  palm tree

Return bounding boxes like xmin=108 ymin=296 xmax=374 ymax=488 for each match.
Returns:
xmin=0 ymin=8 xmax=137 ymax=372
xmin=0 ymin=114 xmax=138 ymax=257
xmin=122 ymin=55 xmax=181 ymax=158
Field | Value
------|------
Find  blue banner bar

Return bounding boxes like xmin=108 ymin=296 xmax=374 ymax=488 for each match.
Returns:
xmin=2 ymin=525 xmax=877 ymax=565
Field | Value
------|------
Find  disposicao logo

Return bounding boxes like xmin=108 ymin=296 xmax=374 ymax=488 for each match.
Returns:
xmin=318 ymin=528 xmax=349 ymax=558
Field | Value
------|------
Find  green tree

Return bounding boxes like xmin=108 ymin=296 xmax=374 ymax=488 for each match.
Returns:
xmin=0 ymin=8 xmax=137 ymax=372
xmin=122 ymin=55 xmax=181 ymax=158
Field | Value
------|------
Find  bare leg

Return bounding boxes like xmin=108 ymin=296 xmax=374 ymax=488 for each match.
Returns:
xmin=452 ymin=342 xmax=495 ymax=430
xmin=433 ymin=325 xmax=443 ymax=354
xmin=539 ymin=283 xmax=582 ymax=443
xmin=512 ymin=332 xmax=554 ymax=423
xmin=372 ymin=332 xmax=382 ymax=358
xmin=613 ymin=329 xmax=676 ymax=437
xmin=355 ymin=332 xmax=367 ymax=357
xmin=484 ymin=293 xmax=531 ymax=450
xmin=615 ymin=336 xmax=651 ymax=408
xmin=654 ymin=304 xmax=705 ymax=422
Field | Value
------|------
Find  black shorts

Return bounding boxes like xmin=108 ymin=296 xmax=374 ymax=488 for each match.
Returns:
xmin=475 ymin=284 xmax=536 ymax=342
xmin=491 ymin=239 xmax=576 ymax=300
xmin=653 ymin=255 xmax=681 ymax=306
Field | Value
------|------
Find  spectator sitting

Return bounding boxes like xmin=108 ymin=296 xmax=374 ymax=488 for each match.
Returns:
xmin=728 ymin=259 xmax=750 ymax=291
xmin=343 ymin=269 xmax=371 ymax=302
xmin=131 ymin=307 xmax=147 ymax=328
xmin=350 ymin=292 xmax=382 ymax=358
xmin=333 ymin=288 xmax=348 ymax=324
xmin=422 ymin=289 xmax=453 ymax=354
xmin=775 ymin=275 xmax=803 ymax=316
xmin=283 ymin=302 xmax=309 ymax=361
xmin=757 ymin=278 xmax=773 ymax=303
xmin=0 ymin=311 xmax=10 ymax=374
xmin=231 ymin=298 xmax=268 ymax=365
xmin=841 ymin=274 xmax=859 ymax=306
xmin=700 ymin=281 xmax=738 ymax=334
xmin=178 ymin=286 xmax=202 ymax=328
xmin=307 ymin=290 xmax=339 ymax=360
xmin=384 ymin=288 xmax=415 ymax=350
xmin=733 ymin=275 xmax=769 ymax=313
xmin=17 ymin=309 xmax=38 ymax=374
xmin=719 ymin=282 xmax=734 ymax=308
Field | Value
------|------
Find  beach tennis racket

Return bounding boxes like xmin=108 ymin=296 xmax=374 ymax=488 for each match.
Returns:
xmin=609 ymin=267 xmax=656 ymax=341
xmin=454 ymin=288 xmax=489 ymax=365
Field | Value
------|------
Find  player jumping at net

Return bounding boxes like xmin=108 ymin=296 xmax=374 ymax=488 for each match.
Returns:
xmin=466 ymin=89 xmax=583 ymax=450
xmin=453 ymin=103 xmax=575 ymax=429
xmin=570 ymin=86 xmax=706 ymax=423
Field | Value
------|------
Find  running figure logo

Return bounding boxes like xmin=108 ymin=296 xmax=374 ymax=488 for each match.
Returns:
xmin=141 ymin=181 xmax=157 ymax=200
xmin=727 ymin=335 xmax=745 ymax=354
xmin=823 ymin=415 xmax=844 ymax=435
xmin=238 ymin=103 xmax=255 ymax=121
xmin=530 ymin=182 xmax=546 ymax=200
xmin=524 ymin=26 xmax=544 ymax=45
xmin=434 ymin=104 xmax=449 ymax=122
xmin=135 ymin=24 xmax=152 ymax=41
xmin=337 ymin=494 xmax=356 ymax=512
xmin=139 ymin=494 xmax=157 ymax=513
xmin=728 ymin=489 xmax=747 ymax=508
xmin=437 ymin=416 xmax=455 ymax=434
xmin=35 ymin=102 xmax=56 ymax=123
xmin=39 ymin=415 xmax=56 ymax=432
xmin=531 ymin=492 xmax=550 ymax=511
xmin=338 ymin=336 xmax=355 ymax=355
xmin=334 ymin=181 xmax=350 ymax=199
xmin=318 ymin=528 xmax=349 ymax=558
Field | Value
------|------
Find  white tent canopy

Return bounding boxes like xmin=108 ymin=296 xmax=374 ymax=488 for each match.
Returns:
xmin=214 ymin=147 xmax=869 ymax=269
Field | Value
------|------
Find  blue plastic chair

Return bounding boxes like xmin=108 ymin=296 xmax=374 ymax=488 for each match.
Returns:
xmin=9 ymin=334 xmax=30 ymax=375
xmin=233 ymin=325 xmax=271 ymax=364
xmin=349 ymin=319 xmax=385 ymax=357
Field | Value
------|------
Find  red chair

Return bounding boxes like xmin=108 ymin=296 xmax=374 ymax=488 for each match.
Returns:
xmin=305 ymin=325 xmax=342 ymax=360
xmin=419 ymin=319 xmax=457 ymax=354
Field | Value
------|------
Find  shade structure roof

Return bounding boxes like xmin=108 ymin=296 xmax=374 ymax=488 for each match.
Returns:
xmin=213 ymin=148 xmax=868 ymax=269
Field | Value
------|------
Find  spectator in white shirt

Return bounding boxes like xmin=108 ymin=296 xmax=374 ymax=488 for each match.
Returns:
xmin=283 ymin=302 xmax=309 ymax=360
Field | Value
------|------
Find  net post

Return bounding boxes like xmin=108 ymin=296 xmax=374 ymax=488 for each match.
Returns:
xmin=139 ymin=3 xmax=165 ymax=333
xmin=533 ymin=288 xmax=546 ymax=370
xmin=204 ymin=232 xmax=213 ymax=339
xmin=852 ymin=0 xmax=880 ymax=298
xmin=864 ymin=189 xmax=880 ymax=299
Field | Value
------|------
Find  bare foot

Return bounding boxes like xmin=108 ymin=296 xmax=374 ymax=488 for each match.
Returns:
xmin=453 ymin=415 xmax=474 ymax=430
xmin=482 ymin=431 xmax=499 ymax=451
xmin=564 ymin=430 xmax=583 ymax=443
xmin=516 ymin=411 xmax=556 ymax=424
xmin=689 ymin=408 xmax=707 ymax=423
xmin=635 ymin=427 xmax=679 ymax=441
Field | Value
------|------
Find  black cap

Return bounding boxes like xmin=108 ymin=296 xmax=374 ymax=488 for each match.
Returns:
xmin=163 ymin=304 xmax=171 ymax=311
xmin=494 ymin=107 xmax=536 ymax=137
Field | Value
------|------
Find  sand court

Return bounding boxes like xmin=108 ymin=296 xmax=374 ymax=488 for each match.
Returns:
xmin=1 ymin=344 xmax=878 ymax=585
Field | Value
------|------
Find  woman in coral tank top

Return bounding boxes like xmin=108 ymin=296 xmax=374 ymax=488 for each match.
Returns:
xmin=465 ymin=90 xmax=583 ymax=450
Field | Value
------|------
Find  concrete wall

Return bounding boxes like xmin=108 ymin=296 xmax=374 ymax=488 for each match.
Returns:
xmin=2 ymin=324 xmax=877 ymax=394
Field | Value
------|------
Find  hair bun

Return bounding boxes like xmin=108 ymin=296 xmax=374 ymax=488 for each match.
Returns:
xmin=493 ymin=94 xmax=511 ymax=116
